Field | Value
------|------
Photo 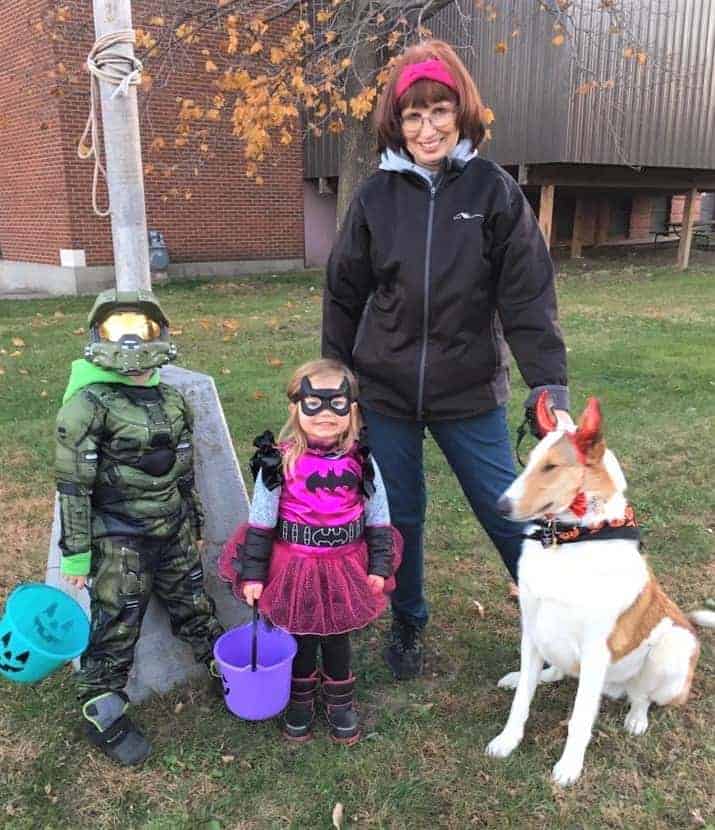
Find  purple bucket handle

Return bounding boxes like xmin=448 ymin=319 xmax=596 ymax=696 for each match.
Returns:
xmin=251 ymin=602 xmax=259 ymax=672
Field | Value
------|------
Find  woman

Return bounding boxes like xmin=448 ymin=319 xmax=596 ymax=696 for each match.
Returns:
xmin=322 ymin=40 xmax=569 ymax=680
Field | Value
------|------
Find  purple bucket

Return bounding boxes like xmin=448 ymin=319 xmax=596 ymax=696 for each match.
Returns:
xmin=213 ymin=620 xmax=297 ymax=720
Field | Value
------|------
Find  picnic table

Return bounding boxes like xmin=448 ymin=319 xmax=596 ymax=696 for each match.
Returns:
xmin=693 ymin=219 xmax=715 ymax=250
xmin=653 ymin=219 xmax=715 ymax=249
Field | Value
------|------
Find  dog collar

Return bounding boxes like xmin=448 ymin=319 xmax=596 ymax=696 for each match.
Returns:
xmin=525 ymin=504 xmax=640 ymax=549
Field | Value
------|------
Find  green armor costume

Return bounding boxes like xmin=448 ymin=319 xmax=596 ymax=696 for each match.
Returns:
xmin=55 ymin=291 xmax=222 ymax=727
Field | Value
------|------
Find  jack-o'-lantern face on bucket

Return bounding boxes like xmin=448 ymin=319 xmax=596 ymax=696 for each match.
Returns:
xmin=0 ymin=631 xmax=30 ymax=674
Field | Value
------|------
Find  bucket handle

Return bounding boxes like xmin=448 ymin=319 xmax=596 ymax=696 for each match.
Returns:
xmin=251 ymin=600 xmax=259 ymax=672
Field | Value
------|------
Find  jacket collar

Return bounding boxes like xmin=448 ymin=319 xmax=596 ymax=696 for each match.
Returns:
xmin=379 ymin=139 xmax=477 ymax=185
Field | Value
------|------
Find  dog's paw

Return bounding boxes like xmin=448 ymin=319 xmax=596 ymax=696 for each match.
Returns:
xmin=551 ymin=756 xmax=583 ymax=787
xmin=485 ymin=730 xmax=521 ymax=758
xmin=624 ymin=707 xmax=649 ymax=736
xmin=497 ymin=671 xmax=520 ymax=690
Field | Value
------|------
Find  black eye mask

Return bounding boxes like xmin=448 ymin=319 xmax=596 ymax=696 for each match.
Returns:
xmin=290 ymin=376 xmax=354 ymax=417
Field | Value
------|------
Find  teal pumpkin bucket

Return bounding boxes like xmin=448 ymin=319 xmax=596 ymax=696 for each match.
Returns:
xmin=0 ymin=583 xmax=90 ymax=684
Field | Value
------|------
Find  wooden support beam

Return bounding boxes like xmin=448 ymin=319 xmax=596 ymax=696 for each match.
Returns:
xmin=677 ymin=187 xmax=698 ymax=270
xmin=538 ymin=184 xmax=555 ymax=250
xmin=522 ymin=163 xmax=715 ymax=191
xmin=571 ymin=198 xmax=587 ymax=258
xmin=595 ymin=198 xmax=610 ymax=245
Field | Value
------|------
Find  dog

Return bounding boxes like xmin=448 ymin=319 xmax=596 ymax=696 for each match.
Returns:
xmin=485 ymin=393 xmax=714 ymax=786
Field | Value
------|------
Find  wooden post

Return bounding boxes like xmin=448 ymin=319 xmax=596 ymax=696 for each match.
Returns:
xmin=595 ymin=198 xmax=610 ymax=245
xmin=571 ymin=198 xmax=587 ymax=258
xmin=92 ymin=0 xmax=151 ymax=290
xmin=677 ymin=187 xmax=698 ymax=270
xmin=539 ymin=184 xmax=555 ymax=250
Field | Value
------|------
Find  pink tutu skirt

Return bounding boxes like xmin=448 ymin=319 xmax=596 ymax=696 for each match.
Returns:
xmin=218 ymin=524 xmax=403 ymax=636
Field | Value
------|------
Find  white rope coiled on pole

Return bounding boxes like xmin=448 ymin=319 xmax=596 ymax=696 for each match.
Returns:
xmin=78 ymin=30 xmax=143 ymax=217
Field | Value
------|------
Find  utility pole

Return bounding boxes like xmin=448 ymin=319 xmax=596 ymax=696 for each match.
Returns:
xmin=92 ymin=0 xmax=150 ymax=290
xmin=45 ymin=0 xmax=251 ymax=701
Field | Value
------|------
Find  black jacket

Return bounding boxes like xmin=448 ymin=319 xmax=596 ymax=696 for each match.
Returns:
xmin=322 ymin=156 xmax=568 ymax=421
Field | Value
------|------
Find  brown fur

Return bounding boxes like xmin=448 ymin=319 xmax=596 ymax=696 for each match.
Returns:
xmin=518 ymin=436 xmax=617 ymax=519
xmin=608 ymin=575 xmax=696 ymax=663
xmin=582 ymin=440 xmax=618 ymax=503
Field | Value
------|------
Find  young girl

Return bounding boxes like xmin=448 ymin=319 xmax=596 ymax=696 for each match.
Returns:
xmin=219 ymin=359 xmax=401 ymax=744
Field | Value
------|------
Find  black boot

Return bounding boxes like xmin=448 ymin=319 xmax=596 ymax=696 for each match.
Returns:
xmin=321 ymin=673 xmax=360 ymax=745
xmin=82 ymin=691 xmax=152 ymax=766
xmin=283 ymin=672 xmax=319 ymax=742
xmin=384 ymin=616 xmax=424 ymax=680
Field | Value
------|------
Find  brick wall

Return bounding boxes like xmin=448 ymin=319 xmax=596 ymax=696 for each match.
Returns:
xmin=1 ymin=0 xmax=304 ymax=269
xmin=670 ymin=193 xmax=702 ymax=224
xmin=0 ymin=0 xmax=74 ymax=265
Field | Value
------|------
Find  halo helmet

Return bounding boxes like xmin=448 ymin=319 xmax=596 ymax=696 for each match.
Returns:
xmin=85 ymin=289 xmax=177 ymax=374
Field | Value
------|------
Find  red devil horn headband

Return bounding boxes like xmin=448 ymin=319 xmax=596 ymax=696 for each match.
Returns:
xmin=570 ymin=397 xmax=602 ymax=462
xmin=535 ymin=390 xmax=557 ymax=437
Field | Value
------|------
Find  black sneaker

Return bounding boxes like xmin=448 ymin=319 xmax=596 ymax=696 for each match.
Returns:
xmin=384 ymin=617 xmax=424 ymax=680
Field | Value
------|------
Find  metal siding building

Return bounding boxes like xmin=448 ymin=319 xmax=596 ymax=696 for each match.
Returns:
xmin=305 ymin=0 xmax=715 ymax=174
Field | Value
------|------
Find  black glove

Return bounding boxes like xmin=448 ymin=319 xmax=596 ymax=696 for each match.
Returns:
xmin=237 ymin=526 xmax=274 ymax=582
xmin=365 ymin=526 xmax=393 ymax=578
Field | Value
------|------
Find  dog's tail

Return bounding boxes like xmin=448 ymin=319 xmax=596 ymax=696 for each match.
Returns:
xmin=688 ymin=609 xmax=715 ymax=628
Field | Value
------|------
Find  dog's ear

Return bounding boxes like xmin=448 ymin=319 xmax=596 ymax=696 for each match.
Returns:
xmin=572 ymin=397 xmax=604 ymax=462
xmin=535 ymin=390 xmax=558 ymax=436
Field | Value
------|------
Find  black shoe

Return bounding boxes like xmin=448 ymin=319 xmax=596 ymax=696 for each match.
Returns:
xmin=207 ymin=659 xmax=226 ymax=699
xmin=321 ymin=673 xmax=360 ymax=745
xmin=384 ymin=617 xmax=424 ymax=680
xmin=82 ymin=692 xmax=152 ymax=766
xmin=283 ymin=672 xmax=319 ymax=742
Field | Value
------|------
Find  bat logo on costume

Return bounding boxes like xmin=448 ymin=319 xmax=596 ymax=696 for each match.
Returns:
xmin=306 ymin=468 xmax=359 ymax=493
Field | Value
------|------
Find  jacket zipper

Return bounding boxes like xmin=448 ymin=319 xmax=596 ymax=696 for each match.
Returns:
xmin=416 ymin=181 xmax=437 ymax=419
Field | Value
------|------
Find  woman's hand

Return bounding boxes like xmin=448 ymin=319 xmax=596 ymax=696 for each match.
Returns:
xmin=243 ymin=582 xmax=263 ymax=606
xmin=63 ymin=575 xmax=87 ymax=590
xmin=367 ymin=574 xmax=385 ymax=595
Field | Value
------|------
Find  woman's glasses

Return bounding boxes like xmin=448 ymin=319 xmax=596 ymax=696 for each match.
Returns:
xmin=401 ymin=104 xmax=456 ymax=136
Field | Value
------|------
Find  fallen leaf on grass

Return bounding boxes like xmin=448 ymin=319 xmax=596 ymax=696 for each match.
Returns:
xmin=220 ymin=368 xmax=231 ymax=375
xmin=221 ymin=754 xmax=235 ymax=764
xmin=267 ymin=357 xmax=283 ymax=367
xmin=40 ymin=390 xmax=48 ymax=398
xmin=9 ymin=350 xmax=22 ymax=358
xmin=252 ymin=390 xmax=266 ymax=400
xmin=0 ymin=368 xmax=5 ymax=376
xmin=174 ymin=702 xmax=184 ymax=714
xmin=12 ymin=337 xmax=26 ymax=347
xmin=221 ymin=319 xmax=239 ymax=331
xmin=332 ymin=802 xmax=344 ymax=829
xmin=73 ymin=327 xmax=85 ymax=335
xmin=18 ymin=368 xmax=29 ymax=375
xmin=170 ymin=328 xmax=184 ymax=336
xmin=53 ymin=310 xmax=65 ymax=318
xmin=472 ymin=599 xmax=485 ymax=618
xmin=690 ymin=808 xmax=705 ymax=827
xmin=198 ymin=318 xmax=212 ymax=330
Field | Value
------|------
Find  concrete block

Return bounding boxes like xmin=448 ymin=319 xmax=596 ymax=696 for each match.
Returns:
xmin=45 ymin=366 xmax=251 ymax=702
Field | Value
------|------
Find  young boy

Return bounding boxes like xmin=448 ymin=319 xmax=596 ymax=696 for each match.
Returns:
xmin=55 ymin=288 xmax=223 ymax=765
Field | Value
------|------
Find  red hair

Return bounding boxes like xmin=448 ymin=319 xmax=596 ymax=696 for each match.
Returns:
xmin=374 ymin=40 xmax=488 ymax=153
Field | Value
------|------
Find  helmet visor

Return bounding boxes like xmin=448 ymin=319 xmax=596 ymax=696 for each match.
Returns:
xmin=98 ymin=312 xmax=161 ymax=343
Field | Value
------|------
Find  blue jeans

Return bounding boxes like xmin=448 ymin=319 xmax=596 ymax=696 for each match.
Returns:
xmin=362 ymin=406 xmax=524 ymax=629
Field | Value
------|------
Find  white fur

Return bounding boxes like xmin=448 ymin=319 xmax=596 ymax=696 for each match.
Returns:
xmin=689 ymin=609 xmax=715 ymax=628
xmin=486 ymin=429 xmax=704 ymax=786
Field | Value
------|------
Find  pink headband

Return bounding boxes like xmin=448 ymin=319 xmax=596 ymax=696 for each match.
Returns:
xmin=395 ymin=58 xmax=458 ymax=100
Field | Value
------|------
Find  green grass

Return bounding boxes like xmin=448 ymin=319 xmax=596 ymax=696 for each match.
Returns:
xmin=0 ymin=259 xmax=713 ymax=829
